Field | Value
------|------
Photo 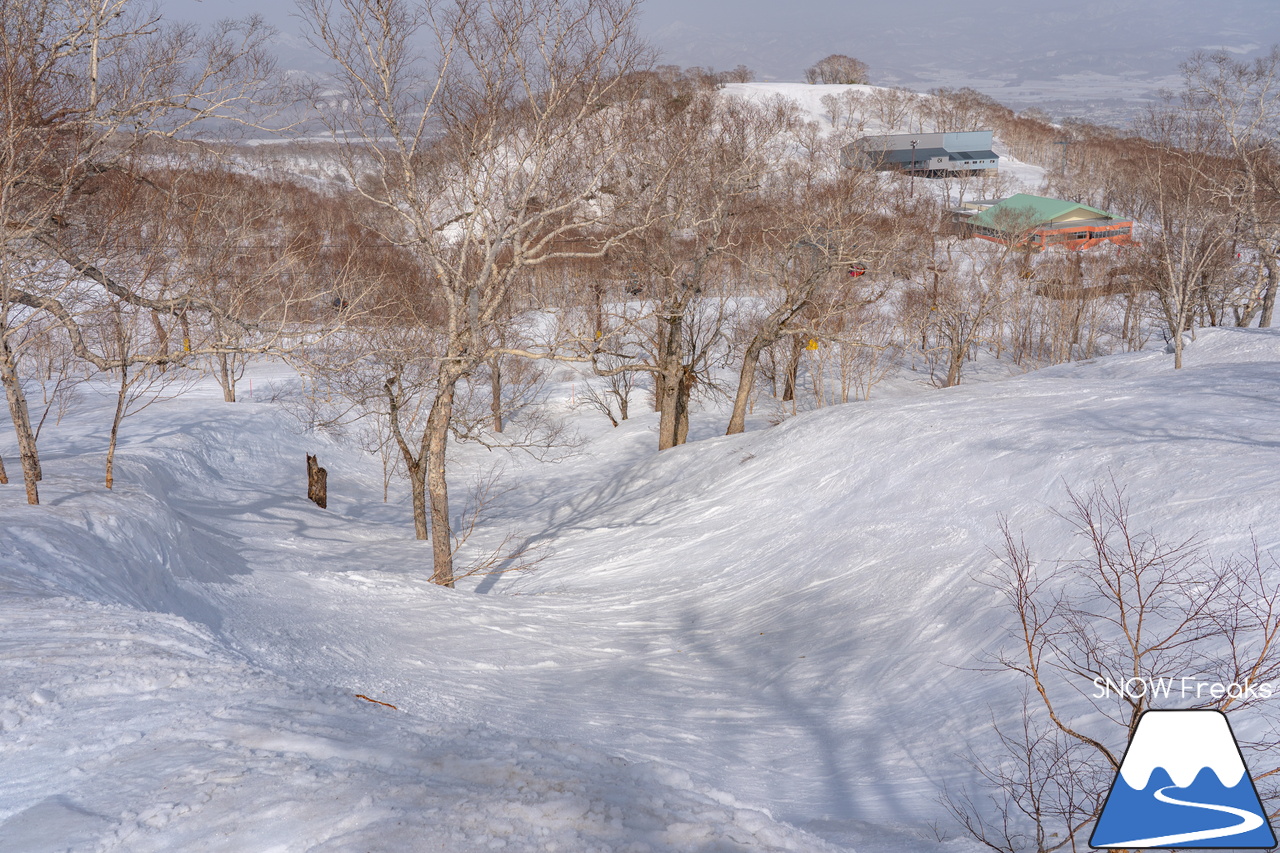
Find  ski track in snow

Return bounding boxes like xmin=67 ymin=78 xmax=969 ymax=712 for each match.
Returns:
xmin=5 ymin=325 xmax=1280 ymax=852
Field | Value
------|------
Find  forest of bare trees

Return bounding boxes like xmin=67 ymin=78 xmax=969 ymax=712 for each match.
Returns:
xmin=805 ymin=53 xmax=870 ymax=86
xmin=3 ymin=0 xmax=1279 ymax=587
xmin=8 ymin=5 xmax=1280 ymax=851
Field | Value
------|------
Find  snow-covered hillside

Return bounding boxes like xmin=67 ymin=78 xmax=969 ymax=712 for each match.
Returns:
xmin=4 ymin=328 xmax=1280 ymax=850
xmin=721 ymin=81 xmax=1049 ymax=194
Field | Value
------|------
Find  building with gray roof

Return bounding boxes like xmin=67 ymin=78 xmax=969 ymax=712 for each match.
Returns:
xmin=842 ymin=131 xmax=998 ymax=175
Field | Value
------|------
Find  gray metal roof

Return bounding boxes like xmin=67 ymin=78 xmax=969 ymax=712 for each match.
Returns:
xmin=878 ymin=148 xmax=949 ymax=164
xmin=854 ymin=142 xmax=1000 ymax=170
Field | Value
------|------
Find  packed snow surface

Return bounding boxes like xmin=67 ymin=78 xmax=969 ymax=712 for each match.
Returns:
xmin=3 ymin=328 xmax=1280 ymax=851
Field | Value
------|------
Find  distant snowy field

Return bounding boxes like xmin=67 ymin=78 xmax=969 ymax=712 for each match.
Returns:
xmin=4 ymin=326 xmax=1280 ymax=851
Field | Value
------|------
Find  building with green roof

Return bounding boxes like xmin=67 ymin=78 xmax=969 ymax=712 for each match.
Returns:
xmin=953 ymin=193 xmax=1135 ymax=251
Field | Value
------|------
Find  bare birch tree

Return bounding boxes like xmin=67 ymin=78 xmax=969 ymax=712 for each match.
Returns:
xmin=97 ymin=302 xmax=199 ymax=490
xmin=297 ymin=0 xmax=654 ymax=585
xmin=725 ymin=169 xmax=897 ymax=434
xmin=590 ymin=90 xmax=797 ymax=449
xmin=1178 ymin=47 xmax=1280 ymax=327
xmin=0 ymin=0 xmax=273 ymax=503
xmin=1127 ymin=113 xmax=1235 ymax=369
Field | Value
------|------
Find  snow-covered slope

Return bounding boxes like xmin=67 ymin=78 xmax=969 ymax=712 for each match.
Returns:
xmin=0 ymin=376 xmax=838 ymax=852
xmin=5 ymin=597 xmax=837 ymax=852
xmin=3 ymin=329 xmax=1280 ymax=850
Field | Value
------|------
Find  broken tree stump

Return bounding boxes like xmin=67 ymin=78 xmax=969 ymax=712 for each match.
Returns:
xmin=306 ymin=454 xmax=328 ymax=509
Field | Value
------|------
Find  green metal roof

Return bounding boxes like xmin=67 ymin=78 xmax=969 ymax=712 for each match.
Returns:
xmin=969 ymin=193 xmax=1116 ymax=231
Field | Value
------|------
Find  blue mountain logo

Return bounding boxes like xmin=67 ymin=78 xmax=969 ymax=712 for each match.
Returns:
xmin=1091 ymin=710 xmax=1276 ymax=848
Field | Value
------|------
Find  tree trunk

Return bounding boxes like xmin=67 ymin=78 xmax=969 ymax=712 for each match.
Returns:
xmin=1122 ymin=292 xmax=1135 ymax=347
xmin=616 ymin=381 xmax=630 ymax=422
xmin=106 ymin=365 xmax=128 ymax=490
xmin=1261 ymin=258 xmax=1278 ymax=328
xmin=490 ymin=354 xmax=503 ymax=433
xmin=216 ymin=351 xmax=236 ymax=402
xmin=425 ymin=376 xmax=459 ymax=587
xmin=1236 ymin=254 xmax=1268 ymax=328
xmin=385 ymin=375 xmax=428 ymax=541
xmin=0 ymin=335 xmax=40 ymax=504
xmin=657 ymin=361 xmax=694 ymax=449
xmin=218 ymin=351 xmax=237 ymax=402
xmin=657 ymin=368 xmax=680 ymax=450
xmin=400 ymin=459 xmax=431 ymax=539
xmin=652 ymin=318 xmax=668 ymax=413
xmin=592 ymin=282 xmax=604 ymax=339
xmin=675 ymin=366 xmax=692 ymax=446
xmin=656 ymin=313 xmax=685 ymax=450
xmin=149 ymin=310 xmax=169 ymax=365
xmin=781 ymin=334 xmax=803 ymax=402
xmin=408 ymin=460 xmax=428 ymax=540
xmin=1167 ymin=279 xmax=1191 ymax=369
xmin=0 ymin=451 xmax=7 ymax=484
xmin=1167 ymin=294 xmax=1187 ymax=370
xmin=727 ymin=336 xmax=771 ymax=435
xmin=944 ymin=339 xmax=965 ymax=387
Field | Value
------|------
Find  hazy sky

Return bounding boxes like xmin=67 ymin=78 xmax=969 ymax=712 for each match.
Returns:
xmin=160 ymin=0 xmax=1280 ymax=115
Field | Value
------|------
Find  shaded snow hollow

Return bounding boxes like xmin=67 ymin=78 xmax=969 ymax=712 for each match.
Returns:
xmin=3 ymin=328 xmax=1280 ymax=851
